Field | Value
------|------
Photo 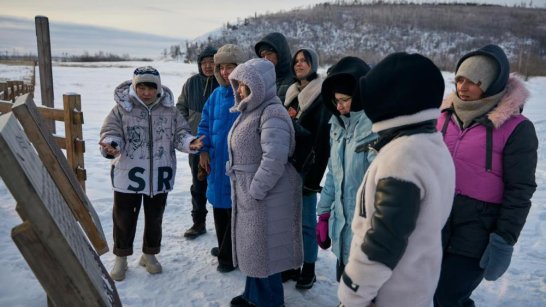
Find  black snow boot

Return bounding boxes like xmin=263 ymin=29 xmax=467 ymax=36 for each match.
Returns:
xmin=281 ymin=267 xmax=300 ymax=282
xmin=295 ymin=262 xmax=316 ymax=289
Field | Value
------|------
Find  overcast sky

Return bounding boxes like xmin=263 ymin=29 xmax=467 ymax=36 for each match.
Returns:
xmin=1 ymin=0 xmax=321 ymax=39
xmin=2 ymin=0 xmax=543 ymax=40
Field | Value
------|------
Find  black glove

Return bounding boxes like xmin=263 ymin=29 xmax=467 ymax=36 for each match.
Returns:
xmin=479 ymin=233 xmax=513 ymax=281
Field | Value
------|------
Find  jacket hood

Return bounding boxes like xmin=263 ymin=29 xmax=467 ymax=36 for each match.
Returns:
xmin=322 ymin=56 xmax=371 ymax=116
xmin=197 ymin=46 xmax=217 ymax=76
xmin=456 ymin=44 xmax=510 ymax=98
xmin=213 ymin=44 xmax=247 ymax=87
xmin=291 ymin=48 xmax=319 ymax=79
xmin=229 ymin=58 xmax=279 ymax=113
xmin=440 ymin=74 xmax=529 ymax=128
xmin=114 ymin=80 xmax=175 ymax=112
xmin=254 ymin=32 xmax=294 ymax=82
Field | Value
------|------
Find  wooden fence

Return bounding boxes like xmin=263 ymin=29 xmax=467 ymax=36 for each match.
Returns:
xmin=0 ymin=93 xmax=87 ymax=189
xmin=0 ymin=61 xmax=36 ymax=101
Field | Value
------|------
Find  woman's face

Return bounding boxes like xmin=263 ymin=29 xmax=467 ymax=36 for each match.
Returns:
xmin=220 ymin=63 xmax=237 ymax=84
xmin=237 ymin=82 xmax=250 ymax=99
xmin=333 ymin=92 xmax=352 ymax=115
xmin=293 ymin=51 xmax=312 ymax=80
xmin=456 ymin=76 xmax=484 ymax=101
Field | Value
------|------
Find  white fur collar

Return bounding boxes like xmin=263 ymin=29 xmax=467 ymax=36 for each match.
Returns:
xmin=284 ymin=76 xmax=323 ymax=117
xmin=372 ymin=108 xmax=440 ymax=133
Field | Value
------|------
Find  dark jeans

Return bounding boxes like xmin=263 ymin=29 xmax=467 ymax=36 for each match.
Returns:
xmin=213 ymin=207 xmax=233 ymax=267
xmin=336 ymin=259 xmax=345 ymax=282
xmin=244 ymin=273 xmax=284 ymax=307
xmin=434 ymin=253 xmax=485 ymax=307
xmin=112 ymin=191 xmax=167 ymax=256
xmin=189 ymin=153 xmax=208 ymax=224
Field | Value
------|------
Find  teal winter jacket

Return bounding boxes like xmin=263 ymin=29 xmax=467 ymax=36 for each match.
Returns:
xmin=317 ymin=111 xmax=376 ymax=264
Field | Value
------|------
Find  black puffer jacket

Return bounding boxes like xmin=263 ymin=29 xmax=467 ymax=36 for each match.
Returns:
xmin=176 ymin=46 xmax=219 ymax=134
xmin=255 ymin=32 xmax=294 ymax=103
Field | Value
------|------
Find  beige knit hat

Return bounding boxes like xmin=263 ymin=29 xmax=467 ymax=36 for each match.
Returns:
xmin=455 ymin=55 xmax=498 ymax=93
xmin=132 ymin=66 xmax=161 ymax=89
xmin=214 ymin=44 xmax=248 ymax=86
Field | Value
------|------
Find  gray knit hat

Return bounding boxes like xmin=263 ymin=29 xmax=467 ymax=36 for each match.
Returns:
xmin=132 ymin=66 xmax=161 ymax=90
xmin=213 ymin=44 xmax=247 ymax=86
xmin=455 ymin=55 xmax=498 ymax=93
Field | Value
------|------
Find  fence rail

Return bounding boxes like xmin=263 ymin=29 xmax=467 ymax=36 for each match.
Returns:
xmin=0 ymin=93 xmax=87 ymax=189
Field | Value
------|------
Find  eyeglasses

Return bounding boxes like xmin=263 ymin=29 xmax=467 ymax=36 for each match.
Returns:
xmin=332 ymin=96 xmax=351 ymax=107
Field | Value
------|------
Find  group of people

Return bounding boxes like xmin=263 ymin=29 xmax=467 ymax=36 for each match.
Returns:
xmin=99 ymin=31 xmax=538 ymax=307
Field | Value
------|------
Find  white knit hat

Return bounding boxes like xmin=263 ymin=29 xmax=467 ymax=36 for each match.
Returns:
xmin=455 ymin=55 xmax=498 ymax=93
xmin=132 ymin=66 xmax=161 ymax=90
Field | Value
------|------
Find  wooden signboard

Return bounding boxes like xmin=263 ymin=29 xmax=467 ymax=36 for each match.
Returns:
xmin=11 ymin=94 xmax=108 ymax=255
xmin=0 ymin=113 xmax=121 ymax=307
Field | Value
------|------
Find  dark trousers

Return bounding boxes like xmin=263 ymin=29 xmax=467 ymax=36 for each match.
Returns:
xmin=213 ymin=207 xmax=233 ymax=267
xmin=112 ymin=191 xmax=167 ymax=256
xmin=244 ymin=273 xmax=284 ymax=307
xmin=434 ymin=253 xmax=485 ymax=307
xmin=189 ymin=153 xmax=208 ymax=224
xmin=336 ymin=259 xmax=345 ymax=282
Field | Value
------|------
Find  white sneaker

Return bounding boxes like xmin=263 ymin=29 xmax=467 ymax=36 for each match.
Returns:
xmin=110 ymin=256 xmax=127 ymax=281
xmin=139 ymin=254 xmax=162 ymax=274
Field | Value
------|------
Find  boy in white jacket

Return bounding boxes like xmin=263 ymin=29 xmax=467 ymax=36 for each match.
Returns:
xmin=100 ymin=66 xmax=203 ymax=281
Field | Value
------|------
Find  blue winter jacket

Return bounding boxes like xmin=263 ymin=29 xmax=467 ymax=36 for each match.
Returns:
xmin=317 ymin=111 xmax=376 ymax=264
xmin=197 ymin=85 xmax=239 ymax=208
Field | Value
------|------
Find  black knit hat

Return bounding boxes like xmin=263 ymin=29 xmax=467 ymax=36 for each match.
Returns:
xmin=359 ymin=52 xmax=444 ymax=124
xmin=322 ymin=56 xmax=371 ymax=115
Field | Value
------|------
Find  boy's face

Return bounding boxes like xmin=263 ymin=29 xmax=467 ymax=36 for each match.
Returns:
xmin=260 ymin=50 xmax=278 ymax=66
xmin=135 ymin=84 xmax=158 ymax=105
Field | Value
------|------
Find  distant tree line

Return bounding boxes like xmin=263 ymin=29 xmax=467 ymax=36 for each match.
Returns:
xmin=182 ymin=2 xmax=546 ymax=76
xmin=0 ymin=51 xmax=152 ymax=62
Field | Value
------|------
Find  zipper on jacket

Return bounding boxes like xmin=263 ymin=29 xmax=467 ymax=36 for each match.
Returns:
xmin=147 ymin=107 xmax=154 ymax=197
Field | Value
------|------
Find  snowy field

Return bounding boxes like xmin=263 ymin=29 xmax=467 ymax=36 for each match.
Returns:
xmin=0 ymin=61 xmax=544 ymax=306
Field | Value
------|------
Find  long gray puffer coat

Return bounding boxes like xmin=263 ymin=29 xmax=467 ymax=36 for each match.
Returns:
xmin=227 ymin=58 xmax=303 ymax=278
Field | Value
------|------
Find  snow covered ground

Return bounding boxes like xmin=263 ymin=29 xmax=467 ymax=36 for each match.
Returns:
xmin=0 ymin=61 xmax=544 ymax=306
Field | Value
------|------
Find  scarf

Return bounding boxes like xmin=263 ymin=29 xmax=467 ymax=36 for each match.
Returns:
xmin=452 ymin=90 xmax=504 ymax=128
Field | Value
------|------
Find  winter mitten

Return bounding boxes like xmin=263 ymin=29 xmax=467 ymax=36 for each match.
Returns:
xmin=479 ymin=233 xmax=513 ymax=281
xmin=316 ymin=212 xmax=331 ymax=249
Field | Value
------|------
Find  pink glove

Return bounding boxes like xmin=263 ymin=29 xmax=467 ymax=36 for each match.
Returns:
xmin=316 ymin=212 xmax=331 ymax=249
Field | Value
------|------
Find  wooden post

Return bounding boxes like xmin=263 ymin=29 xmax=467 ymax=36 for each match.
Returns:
xmin=64 ymin=93 xmax=87 ymax=190
xmin=35 ymin=16 xmax=56 ymax=133
xmin=7 ymin=81 xmax=15 ymax=101
xmin=0 ymin=82 xmax=6 ymax=101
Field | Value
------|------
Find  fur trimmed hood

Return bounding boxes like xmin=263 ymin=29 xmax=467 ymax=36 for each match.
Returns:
xmin=440 ymin=74 xmax=529 ymax=129
xmin=229 ymin=58 xmax=279 ymax=113
xmin=114 ymin=80 xmax=174 ymax=112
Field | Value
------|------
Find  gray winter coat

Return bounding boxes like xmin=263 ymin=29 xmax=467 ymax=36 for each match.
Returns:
xmin=100 ymin=81 xmax=196 ymax=196
xmin=227 ymin=58 xmax=303 ymax=278
xmin=176 ymin=46 xmax=219 ymax=134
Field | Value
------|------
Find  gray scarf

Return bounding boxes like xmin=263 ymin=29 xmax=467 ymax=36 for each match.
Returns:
xmin=453 ymin=90 xmax=505 ymax=128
